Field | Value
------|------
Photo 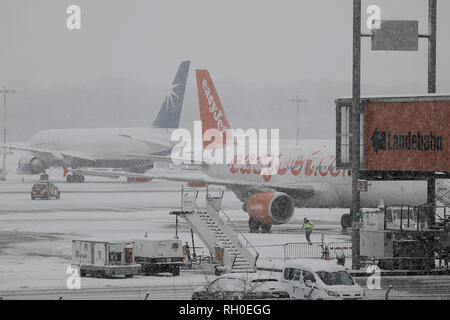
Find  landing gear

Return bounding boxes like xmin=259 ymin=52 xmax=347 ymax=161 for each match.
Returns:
xmin=261 ymin=224 xmax=272 ymax=233
xmin=245 ymin=202 xmax=273 ymax=233
xmin=249 ymin=217 xmax=261 ymax=233
xmin=66 ymin=173 xmax=85 ymax=183
xmin=171 ymin=266 xmax=180 ymax=277
xmin=248 ymin=218 xmax=272 ymax=233
xmin=340 ymin=213 xmax=352 ymax=230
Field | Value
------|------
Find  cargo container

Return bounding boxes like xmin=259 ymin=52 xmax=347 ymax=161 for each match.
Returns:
xmin=72 ymin=239 xmax=141 ymax=278
xmin=133 ymin=239 xmax=184 ymax=276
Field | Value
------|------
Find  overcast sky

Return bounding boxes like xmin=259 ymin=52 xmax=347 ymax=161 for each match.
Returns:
xmin=0 ymin=0 xmax=449 ymax=140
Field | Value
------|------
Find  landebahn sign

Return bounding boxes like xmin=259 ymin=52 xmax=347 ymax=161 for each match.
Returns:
xmin=364 ymin=98 xmax=449 ymax=172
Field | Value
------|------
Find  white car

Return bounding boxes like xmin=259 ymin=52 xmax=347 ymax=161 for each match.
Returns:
xmin=280 ymin=259 xmax=365 ymax=300
xmin=192 ymin=272 xmax=290 ymax=300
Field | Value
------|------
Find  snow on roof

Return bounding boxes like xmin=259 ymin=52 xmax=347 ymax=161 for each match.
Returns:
xmin=72 ymin=238 xmax=133 ymax=244
xmin=283 ymin=259 xmax=345 ymax=272
xmin=218 ymin=271 xmax=280 ymax=282
xmin=133 ymin=238 xmax=181 ymax=242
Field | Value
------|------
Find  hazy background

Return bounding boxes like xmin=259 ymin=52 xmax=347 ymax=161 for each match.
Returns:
xmin=0 ymin=0 xmax=449 ymax=141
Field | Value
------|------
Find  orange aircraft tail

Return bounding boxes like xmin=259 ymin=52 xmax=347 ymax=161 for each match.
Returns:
xmin=195 ymin=69 xmax=232 ymax=149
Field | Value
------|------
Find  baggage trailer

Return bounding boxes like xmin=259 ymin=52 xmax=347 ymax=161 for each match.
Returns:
xmin=133 ymin=239 xmax=184 ymax=276
xmin=72 ymin=240 xmax=141 ymax=278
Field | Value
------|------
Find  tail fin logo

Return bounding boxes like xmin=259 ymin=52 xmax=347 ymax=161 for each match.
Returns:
xmin=164 ymin=83 xmax=180 ymax=111
xmin=195 ymin=69 xmax=231 ymax=143
xmin=201 ymin=79 xmax=227 ymax=134
xmin=152 ymin=61 xmax=190 ymax=129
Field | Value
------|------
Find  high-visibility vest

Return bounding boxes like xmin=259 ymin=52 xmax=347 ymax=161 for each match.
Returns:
xmin=303 ymin=221 xmax=315 ymax=230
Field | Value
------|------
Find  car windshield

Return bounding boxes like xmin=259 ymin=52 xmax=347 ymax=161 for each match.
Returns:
xmin=316 ymin=271 xmax=354 ymax=286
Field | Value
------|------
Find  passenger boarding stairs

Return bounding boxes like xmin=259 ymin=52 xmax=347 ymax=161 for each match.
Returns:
xmin=179 ymin=188 xmax=259 ymax=273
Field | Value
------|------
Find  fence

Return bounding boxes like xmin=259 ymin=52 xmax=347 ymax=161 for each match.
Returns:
xmin=327 ymin=242 xmax=353 ymax=259
xmin=283 ymin=242 xmax=352 ymax=261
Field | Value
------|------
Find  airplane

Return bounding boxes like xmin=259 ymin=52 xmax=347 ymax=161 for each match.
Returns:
xmin=3 ymin=61 xmax=190 ymax=183
xmin=71 ymin=68 xmax=429 ymax=231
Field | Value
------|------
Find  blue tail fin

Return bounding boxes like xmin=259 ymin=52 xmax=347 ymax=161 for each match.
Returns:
xmin=152 ymin=61 xmax=190 ymax=128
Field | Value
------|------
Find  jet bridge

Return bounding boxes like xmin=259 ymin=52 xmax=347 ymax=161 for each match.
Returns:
xmin=171 ymin=187 xmax=259 ymax=274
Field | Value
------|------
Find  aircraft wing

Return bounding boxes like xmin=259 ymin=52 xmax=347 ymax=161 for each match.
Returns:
xmin=125 ymin=153 xmax=181 ymax=162
xmin=71 ymin=167 xmax=315 ymax=197
xmin=125 ymin=153 xmax=209 ymax=167
xmin=118 ymin=134 xmax=173 ymax=149
xmin=1 ymin=144 xmax=97 ymax=162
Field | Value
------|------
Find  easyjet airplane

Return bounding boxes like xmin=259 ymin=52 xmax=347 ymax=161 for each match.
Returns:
xmin=73 ymin=69 xmax=428 ymax=232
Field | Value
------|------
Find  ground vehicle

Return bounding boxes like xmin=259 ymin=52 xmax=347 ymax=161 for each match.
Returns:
xmin=280 ymin=259 xmax=365 ymax=300
xmin=192 ymin=273 xmax=290 ymax=300
xmin=72 ymin=240 xmax=141 ymax=278
xmin=133 ymin=239 xmax=184 ymax=276
xmin=31 ymin=182 xmax=60 ymax=200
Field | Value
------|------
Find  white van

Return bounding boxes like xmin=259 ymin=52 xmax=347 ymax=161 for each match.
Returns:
xmin=280 ymin=259 xmax=365 ymax=300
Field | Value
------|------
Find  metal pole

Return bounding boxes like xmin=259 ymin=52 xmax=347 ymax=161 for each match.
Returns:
xmin=3 ymin=89 xmax=5 ymax=145
xmin=427 ymin=0 xmax=437 ymax=225
xmin=191 ymin=229 xmax=196 ymax=260
xmin=175 ymin=214 xmax=178 ymax=239
xmin=428 ymin=0 xmax=437 ymax=94
xmin=0 ymin=86 xmax=16 ymax=181
xmin=2 ymin=90 xmax=5 ymax=179
xmin=296 ymin=97 xmax=299 ymax=146
xmin=0 ymin=86 xmax=16 ymax=143
xmin=351 ymin=0 xmax=361 ymax=270
xmin=286 ymin=96 xmax=307 ymax=146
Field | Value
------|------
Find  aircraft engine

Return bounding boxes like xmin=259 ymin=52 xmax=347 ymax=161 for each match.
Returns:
xmin=28 ymin=157 xmax=47 ymax=174
xmin=246 ymin=192 xmax=294 ymax=225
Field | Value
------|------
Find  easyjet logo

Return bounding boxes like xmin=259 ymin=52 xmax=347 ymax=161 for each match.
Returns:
xmin=202 ymin=79 xmax=227 ymax=133
xmin=228 ymin=154 xmax=346 ymax=182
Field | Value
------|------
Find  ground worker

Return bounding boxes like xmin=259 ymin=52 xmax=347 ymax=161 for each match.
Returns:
xmin=182 ymin=242 xmax=191 ymax=262
xmin=301 ymin=218 xmax=315 ymax=245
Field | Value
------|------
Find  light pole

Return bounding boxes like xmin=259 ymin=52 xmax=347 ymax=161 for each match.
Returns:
xmin=0 ymin=86 xmax=16 ymax=181
xmin=351 ymin=0 xmax=361 ymax=270
xmin=286 ymin=96 xmax=308 ymax=145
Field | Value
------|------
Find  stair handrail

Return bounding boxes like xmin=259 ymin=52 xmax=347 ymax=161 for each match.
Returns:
xmin=206 ymin=197 xmax=259 ymax=268
xmin=193 ymin=203 xmax=243 ymax=268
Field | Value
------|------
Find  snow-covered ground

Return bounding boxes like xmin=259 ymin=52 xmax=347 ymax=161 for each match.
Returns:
xmin=1 ymin=148 xmax=448 ymax=300
xmin=0 ymin=149 xmax=348 ymax=296
xmin=0 ymin=180 xmax=348 ymax=291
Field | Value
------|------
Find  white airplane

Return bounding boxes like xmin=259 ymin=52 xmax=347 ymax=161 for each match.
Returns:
xmin=3 ymin=61 xmax=190 ymax=182
xmin=72 ymin=69 xmax=428 ymax=231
